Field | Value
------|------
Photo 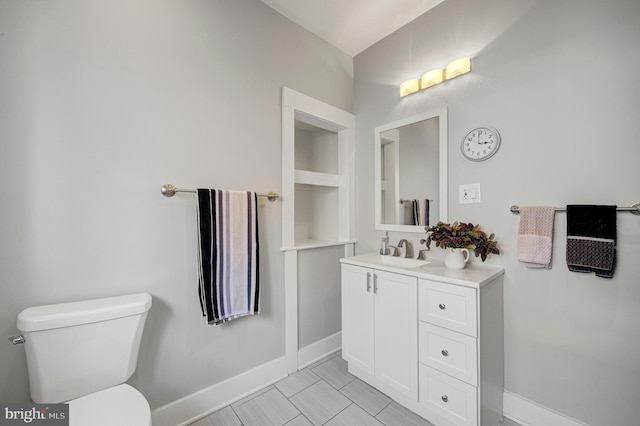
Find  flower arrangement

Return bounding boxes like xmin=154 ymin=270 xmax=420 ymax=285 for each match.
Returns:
xmin=424 ymin=221 xmax=500 ymax=262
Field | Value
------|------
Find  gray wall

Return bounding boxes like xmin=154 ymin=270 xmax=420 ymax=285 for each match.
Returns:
xmin=0 ymin=0 xmax=352 ymax=409
xmin=298 ymin=246 xmax=343 ymax=349
xmin=354 ymin=0 xmax=640 ymax=425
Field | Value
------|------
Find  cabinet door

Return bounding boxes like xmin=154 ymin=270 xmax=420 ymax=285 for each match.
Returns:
xmin=341 ymin=264 xmax=375 ymax=375
xmin=374 ymin=270 xmax=418 ymax=399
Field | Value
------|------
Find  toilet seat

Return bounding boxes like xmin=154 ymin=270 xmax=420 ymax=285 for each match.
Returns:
xmin=68 ymin=384 xmax=151 ymax=426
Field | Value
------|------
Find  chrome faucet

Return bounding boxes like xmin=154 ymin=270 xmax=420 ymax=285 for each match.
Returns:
xmin=417 ymin=238 xmax=430 ymax=260
xmin=396 ymin=239 xmax=413 ymax=258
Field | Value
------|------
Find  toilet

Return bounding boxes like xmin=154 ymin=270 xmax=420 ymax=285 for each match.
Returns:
xmin=15 ymin=293 xmax=153 ymax=426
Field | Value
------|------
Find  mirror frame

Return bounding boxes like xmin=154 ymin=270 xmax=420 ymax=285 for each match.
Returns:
xmin=374 ymin=108 xmax=448 ymax=233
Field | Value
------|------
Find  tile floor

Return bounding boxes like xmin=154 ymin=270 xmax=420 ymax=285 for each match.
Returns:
xmin=188 ymin=352 xmax=522 ymax=426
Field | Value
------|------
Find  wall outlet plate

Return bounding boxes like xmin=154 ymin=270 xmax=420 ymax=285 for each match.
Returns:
xmin=459 ymin=183 xmax=481 ymax=204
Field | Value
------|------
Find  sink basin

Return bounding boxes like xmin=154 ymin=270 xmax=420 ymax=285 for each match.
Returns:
xmin=378 ymin=256 xmax=429 ymax=268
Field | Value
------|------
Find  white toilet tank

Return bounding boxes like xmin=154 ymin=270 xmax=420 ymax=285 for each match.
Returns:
xmin=16 ymin=293 xmax=152 ymax=403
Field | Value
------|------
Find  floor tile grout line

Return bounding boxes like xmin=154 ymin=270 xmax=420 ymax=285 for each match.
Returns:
xmin=192 ymin=350 xmax=459 ymax=426
xmin=230 ymin=385 xmax=300 ymax=426
xmin=374 ymin=399 xmax=394 ymax=418
xmin=275 ymin=372 xmax=322 ymax=400
xmin=274 ymin=385 xmax=303 ymax=425
xmin=338 ymin=383 xmax=393 ymax=418
xmin=319 ymin=401 xmax=355 ymax=426
xmin=303 ymin=353 xmax=339 ymax=371
xmin=231 ymin=384 xmax=275 ymax=409
xmin=297 ymin=411 xmax=314 ymax=426
xmin=372 ymin=400 xmax=395 ymax=425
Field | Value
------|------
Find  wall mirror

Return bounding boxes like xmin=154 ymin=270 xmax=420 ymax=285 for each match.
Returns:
xmin=374 ymin=108 xmax=447 ymax=233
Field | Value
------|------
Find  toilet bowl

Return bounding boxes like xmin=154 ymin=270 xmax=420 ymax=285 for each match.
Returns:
xmin=68 ymin=384 xmax=151 ymax=426
xmin=14 ymin=293 xmax=153 ymax=426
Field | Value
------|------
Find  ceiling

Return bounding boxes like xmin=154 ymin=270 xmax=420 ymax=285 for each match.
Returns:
xmin=260 ymin=0 xmax=446 ymax=56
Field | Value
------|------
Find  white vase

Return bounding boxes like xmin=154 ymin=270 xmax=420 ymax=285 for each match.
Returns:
xmin=444 ymin=248 xmax=470 ymax=269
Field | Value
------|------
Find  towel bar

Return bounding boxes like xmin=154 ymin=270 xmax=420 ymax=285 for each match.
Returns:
xmin=399 ymin=198 xmax=433 ymax=204
xmin=510 ymin=203 xmax=640 ymax=215
xmin=161 ymin=184 xmax=279 ymax=202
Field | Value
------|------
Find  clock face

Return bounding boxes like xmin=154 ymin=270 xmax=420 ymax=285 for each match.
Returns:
xmin=461 ymin=126 xmax=501 ymax=161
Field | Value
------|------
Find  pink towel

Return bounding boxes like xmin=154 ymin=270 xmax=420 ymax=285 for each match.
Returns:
xmin=518 ymin=206 xmax=556 ymax=269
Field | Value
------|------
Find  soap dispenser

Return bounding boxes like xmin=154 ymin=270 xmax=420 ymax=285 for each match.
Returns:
xmin=380 ymin=232 xmax=391 ymax=255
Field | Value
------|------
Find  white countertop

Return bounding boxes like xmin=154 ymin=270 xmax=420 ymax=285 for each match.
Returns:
xmin=340 ymin=252 xmax=504 ymax=289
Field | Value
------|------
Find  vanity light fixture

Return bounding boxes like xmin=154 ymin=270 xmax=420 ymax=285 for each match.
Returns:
xmin=399 ymin=78 xmax=420 ymax=97
xmin=399 ymin=56 xmax=472 ymax=97
xmin=445 ymin=57 xmax=471 ymax=80
xmin=420 ymin=69 xmax=444 ymax=90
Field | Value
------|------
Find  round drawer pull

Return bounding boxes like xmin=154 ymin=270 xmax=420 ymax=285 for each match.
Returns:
xmin=441 ymin=395 xmax=449 ymax=403
xmin=441 ymin=349 xmax=449 ymax=357
xmin=438 ymin=303 xmax=446 ymax=310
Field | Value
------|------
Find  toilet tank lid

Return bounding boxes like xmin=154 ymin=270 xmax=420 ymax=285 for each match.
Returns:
xmin=17 ymin=293 xmax=152 ymax=332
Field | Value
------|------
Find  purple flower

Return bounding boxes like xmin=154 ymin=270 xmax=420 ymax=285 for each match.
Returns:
xmin=424 ymin=221 xmax=500 ymax=262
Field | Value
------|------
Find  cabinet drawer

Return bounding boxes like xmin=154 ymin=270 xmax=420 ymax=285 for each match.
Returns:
xmin=419 ymin=365 xmax=477 ymax=426
xmin=419 ymin=323 xmax=478 ymax=386
xmin=419 ymin=280 xmax=477 ymax=337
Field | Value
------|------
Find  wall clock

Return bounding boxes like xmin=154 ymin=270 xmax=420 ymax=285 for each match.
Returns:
xmin=461 ymin=126 xmax=501 ymax=161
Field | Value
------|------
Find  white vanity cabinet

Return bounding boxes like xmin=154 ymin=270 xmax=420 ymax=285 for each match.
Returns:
xmin=341 ymin=254 xmax=504 ymax=426
xmin=341 ymin=264 xmax=418 ymax=400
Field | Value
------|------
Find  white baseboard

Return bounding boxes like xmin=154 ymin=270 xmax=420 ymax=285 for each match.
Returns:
xmin=151 ymin=356 xmax=288 ymax=426
xmin=152 ymin=349 xmax=585 ymax=426
xmin=297 ymin=332 xmax=342 ymax=369
xmin=503 ymin=390 xmax=588 ymax=426
xmin=151 ymin=334 xmax=340 ymax=426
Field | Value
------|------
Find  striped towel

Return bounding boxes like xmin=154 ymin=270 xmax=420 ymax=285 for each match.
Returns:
xmin=410 ymin=199 xmax=430 ymax=226
xmin=566 ymin=205 xmax=616 ymax=278
xmin=518 ymin=206 xmax=556 ymax=269
xmin=196 ymin=189 xmax=260 ymax=325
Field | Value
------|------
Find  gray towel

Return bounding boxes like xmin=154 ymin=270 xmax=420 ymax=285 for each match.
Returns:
xmin=566 ymin=205 xmax=616 ymax=278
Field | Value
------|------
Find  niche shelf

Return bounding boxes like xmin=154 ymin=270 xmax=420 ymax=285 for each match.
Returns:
xmin=282 ymin=88 xmax=355 ymax=250
xmin=294 ymin=170 xmax=341 ymax=188
xmin=290 ymin=185 xmax=340 ymax=250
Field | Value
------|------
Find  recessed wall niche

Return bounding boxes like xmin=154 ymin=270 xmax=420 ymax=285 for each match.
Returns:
xmin=281 ymin=87 xmax=355 ymax=373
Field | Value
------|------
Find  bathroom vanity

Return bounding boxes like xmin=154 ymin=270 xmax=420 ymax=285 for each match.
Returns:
xmin=340 ymin=253 xmax=504 ymax=426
